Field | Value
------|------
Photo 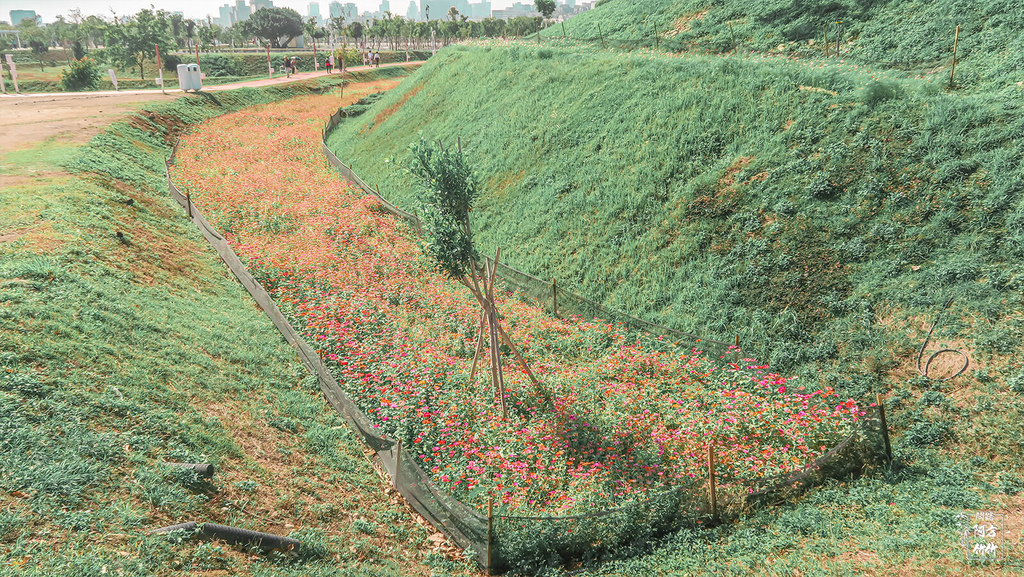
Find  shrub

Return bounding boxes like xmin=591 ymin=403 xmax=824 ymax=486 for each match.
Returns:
xmin=902 ymin=419 xmax=952 ymax=448
xmin=859 ymin=81 xmax=903 ymax=107
xmin=163 ymin=54 xmax=182 ymax=71
xmin=200 ymin=54 xmax=243 ymax=77
xmin=58 ymin=58 xmax=101 ymax=92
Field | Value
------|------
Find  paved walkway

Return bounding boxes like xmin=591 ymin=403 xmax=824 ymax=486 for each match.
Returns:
xmin=0 ymin=61 xmax=423 ymax=99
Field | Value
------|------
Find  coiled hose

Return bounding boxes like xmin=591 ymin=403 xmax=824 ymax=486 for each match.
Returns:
xmin=916 ymin=297 xmax=970 ymax=382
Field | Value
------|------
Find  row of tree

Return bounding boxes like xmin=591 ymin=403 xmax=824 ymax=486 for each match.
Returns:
xmin=3 ymin=3 xmax=557 ymax=78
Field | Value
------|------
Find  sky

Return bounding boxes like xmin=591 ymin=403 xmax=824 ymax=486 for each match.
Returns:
xmin=11 ymin=0 xmax=527 ymax=23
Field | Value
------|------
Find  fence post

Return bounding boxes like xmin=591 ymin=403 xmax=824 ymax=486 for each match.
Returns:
xmin=876 ymin=393 xmax=893 ymax=464
xmin=552 ymin=278 xmax=558 ymax=318
xmin=187 ymin=192 xmax=193 ymax=219
xmin=394 ymin=439 xmax=402 ymax=488
xmin=707 ymin=443 xmax=718 ymax=521
xmin=948 ymin=24 xmax=960 ymax=89
xmin=486 ymin=497 xmax=494 ymax=575
xmin=823 ymin=24 xmax=830 ymax=58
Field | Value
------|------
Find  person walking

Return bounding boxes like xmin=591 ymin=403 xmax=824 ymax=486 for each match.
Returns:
xmin=374 ymin=51 xmax=381 ymax=67
xmin=291 ymin=56 xmax=299 ymax=75
xmin=284 ymin=55 xmax=292 ymax=78
xmin=326 ymin=54 xmax=333 ymax=74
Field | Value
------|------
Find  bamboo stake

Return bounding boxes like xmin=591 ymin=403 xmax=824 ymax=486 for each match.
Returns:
xmin=486 ymin=497 xmax=494 ymax=574
xmin=876 ymin=393 xmax=893 ymax=464
xmin=552 ymin=278 xmax=558 ymax=318
xmin=470 ymin=310 xmax=487 ymax=381
xmin=948 ymin=24 xmax=960 ymax=89
xmin=394 ymin=440 xmax=402 ymax=488
xmin=187 ymin=192 xmax=193 ymax=219
xmin=598 ymin=23 xmax=606 ymax=48
xmin=708 ymin=443 xmax=718 ymax=520
xmin=728 ymin=21 xmax=737 ymax=53
xmin=562 ymin=22 xmax=566 ymax=38
xmin=486 ymin=250 xmax=507 ymax=418
xmin=823 ymin=24 xmax=830 ymax=58
xmin=496 ymin=324 xmax=542 ymax=388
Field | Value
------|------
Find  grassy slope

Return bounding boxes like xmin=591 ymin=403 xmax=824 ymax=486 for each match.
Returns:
xmin=551 ymin=0 xmax=1024 ymax=88
xmin=323 ymin=26 xmax=1024 ymax=577
xmin=0 ymin=71 xmax=474 ymax=577
xmin=328 ymin=46 xmax=1024 ymax=384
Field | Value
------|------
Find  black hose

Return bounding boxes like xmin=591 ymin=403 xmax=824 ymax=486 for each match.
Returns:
xmin=149 ymin=521 xmax=300 ymax=553
xmin=164 ymin=462 xmax=215 ymax=479
xmin=916 ymin=297 xmax=970 ymax=382
xmin=201 ymin=523 xmax=300 ymax=552
xmin=150 ymin=521 xmax=198 ymax=534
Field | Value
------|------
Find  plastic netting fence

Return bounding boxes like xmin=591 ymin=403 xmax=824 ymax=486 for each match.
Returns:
xmin=161 ymin=109 xmax=890 ymax=573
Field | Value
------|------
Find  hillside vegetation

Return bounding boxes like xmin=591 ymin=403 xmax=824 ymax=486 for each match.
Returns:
xmin=0 ymin=70 xmax=475 ymax=577
xmin=328 ymin=45 xmax=1024 ymax=388
xmin=321 ymin=27 xmax=1024 ymax=573
xmin=551 ymin=0 xmax=1024 ymax=89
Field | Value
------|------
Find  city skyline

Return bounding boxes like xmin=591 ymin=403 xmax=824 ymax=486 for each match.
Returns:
xmin=10 ymin=0 xmax=533 ymax=23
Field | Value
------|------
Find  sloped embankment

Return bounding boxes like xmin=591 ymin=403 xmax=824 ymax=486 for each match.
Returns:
xmin=327 ymin=45 xmax=1024 ymax=387
xmin=0 ymin=70 xmax=473 ymax=576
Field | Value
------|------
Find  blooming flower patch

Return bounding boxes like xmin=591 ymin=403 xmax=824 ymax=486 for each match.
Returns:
xmin=171 ymin=92 xmax=867 ymax=514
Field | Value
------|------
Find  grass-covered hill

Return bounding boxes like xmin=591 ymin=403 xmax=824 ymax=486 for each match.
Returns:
xmin=0 ymin=70 xmax=476 ymax=576
xmin=324 ymin=41 xmax=1024 ymax=574
xmin=552 ymin=0 xmax=1024 ymax=89
xmin=327 ymin=44 xmax=1024 ymax=391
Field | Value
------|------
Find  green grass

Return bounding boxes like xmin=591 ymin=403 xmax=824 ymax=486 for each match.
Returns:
xmin=328 ymin=45 xmax=1024 ymax=381
xmin=549 ymin=0 xmax=1024 ymax=90
xmin=0 ymin=68 xmax=474 ymax=577
xmin=323 ymin=41 xmax=1024 ymax=573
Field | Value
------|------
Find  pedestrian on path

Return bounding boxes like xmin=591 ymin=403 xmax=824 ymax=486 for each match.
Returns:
xmin=326 ymin=55 xmax=333 ymax=74
xmin=284 ymin=56 xmax=292 ymax=78
xmin=374 ymin=52 xmax=381 ymax=67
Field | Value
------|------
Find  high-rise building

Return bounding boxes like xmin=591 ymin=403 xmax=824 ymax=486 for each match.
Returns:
xmin=343 ymin=3 xmax=358 ymax=20
xmin=234 ymin=0 xmax=251 ymax=21
xmin=379 ymin=1 xmax=391 ymax=15
xmin=469 ymin=1 xmax=490 ymax=19
xmin=216 ymin=4 xmax=233 ymax=26
xmin=9 ymin=10 xmax=37 ymax=26
xmin=406 ymin=1 xmax=418 ymax=20
xmin=308 ymin=2 xmax=321 ymax=23
xmin=329 ymin=1 xmax=343 ymax=18
xmin=492 ymin=1 xmax=537 ymax=19
xmin=251 ymin=0 xmax=274 ymax=13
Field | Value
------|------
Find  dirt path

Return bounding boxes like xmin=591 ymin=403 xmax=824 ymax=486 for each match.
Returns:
xmin=0 ymin=62 xmax=421 ymax=154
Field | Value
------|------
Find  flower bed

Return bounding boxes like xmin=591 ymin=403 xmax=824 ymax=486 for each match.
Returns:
xmin=171 ymin=93 xmax=867 ymax=514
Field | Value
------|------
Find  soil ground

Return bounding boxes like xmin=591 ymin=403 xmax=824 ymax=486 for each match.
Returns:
xmin=0 ymin=62 xmax=421 ymax=154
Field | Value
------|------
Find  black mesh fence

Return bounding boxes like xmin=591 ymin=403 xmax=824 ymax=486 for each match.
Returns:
xmin=160 ymin=110 xmax=891 ymax=573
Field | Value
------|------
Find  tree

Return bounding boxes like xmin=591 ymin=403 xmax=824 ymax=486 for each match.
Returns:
xmin=447 ymin=6 xmax=460 ymax=21
xmin=241 ymin=7 xmax=303 ymax=48
xmin=198 ymin=21 xmax=221 ymax=51
xmin=28 ymin=40 xmax=49 ymax=71
xmin=408 ymin=139 xmax=544 ymax=418
xmin=350 ymin=21 xmax=364 ymax=46
xmin=535 ymin=0 xmax=556 ymax=20
xmin=18 ymin=19 xmax=51 ymax=71
xmin=105 ymin=9 xmax=172 ymax=80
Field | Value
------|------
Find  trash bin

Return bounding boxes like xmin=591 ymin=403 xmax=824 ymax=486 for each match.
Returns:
xmin=186 ymin=64 xmax=203 ymax=92
xmin=176 ymin=63 xmax=193 ymax=91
